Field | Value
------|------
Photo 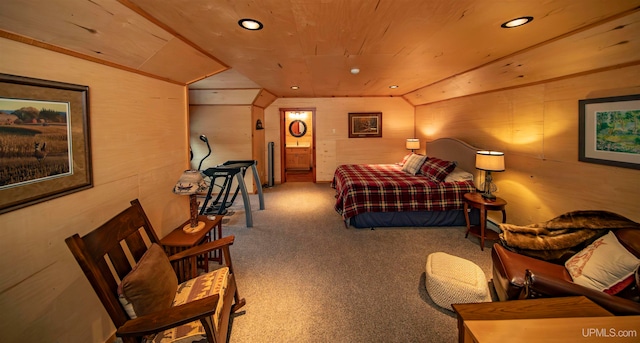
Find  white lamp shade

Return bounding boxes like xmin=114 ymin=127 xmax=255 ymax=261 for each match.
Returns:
xmin=406 ymin=139 xmax=420 ymax=150
xmin=173 ymin=170 xmax=207 ymax=195
xmin=475 ymin=151 xmax=505 ymax=171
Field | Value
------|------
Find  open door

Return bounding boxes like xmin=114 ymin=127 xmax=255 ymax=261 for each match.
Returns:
xmin=280 ymin=108 xmax=316 ymax=183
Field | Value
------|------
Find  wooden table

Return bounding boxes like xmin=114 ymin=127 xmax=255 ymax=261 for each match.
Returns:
xmin=452 ymin=296 xmax=614 ymax=343
xmin=161 ymin=215 xmax=223 ymax=277
xmin=463 ymin=192 xmax=506 ymax=250
xmin=464 ymin=316 xmax=639 ymax=342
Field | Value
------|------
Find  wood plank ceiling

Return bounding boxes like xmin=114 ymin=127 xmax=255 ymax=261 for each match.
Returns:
xmin=1 ymin=0 xmax=639 ymax=105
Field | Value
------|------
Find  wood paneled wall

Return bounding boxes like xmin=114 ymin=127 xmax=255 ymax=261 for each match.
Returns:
xmin=0 ymin=38 xmax=190 ymax=343
xmin=189 ymin=105 xmax=255 ymax=193
xmin=264 ymin=97 xmax=415 ymax=183
xmin=417 ymin=65 xmax=640 ymax=225
xmin=252 ymin=106 xmax=267 ymax=185
xmin=189 ymin=89 xmax=261 ymax=105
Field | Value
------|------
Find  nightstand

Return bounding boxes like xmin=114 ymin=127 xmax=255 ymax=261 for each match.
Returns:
xmin=463 ymin=192 xmax=506 ymax=250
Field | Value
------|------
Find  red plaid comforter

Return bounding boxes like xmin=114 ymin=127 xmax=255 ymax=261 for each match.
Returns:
xmin=331 ymin=164 xmax=475 ymax=220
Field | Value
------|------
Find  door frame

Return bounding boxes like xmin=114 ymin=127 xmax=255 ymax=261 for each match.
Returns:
xmin=279 ymin=107 xmax=316 ymax=183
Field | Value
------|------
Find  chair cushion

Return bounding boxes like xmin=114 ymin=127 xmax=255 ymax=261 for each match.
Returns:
xmin=565 ymin=231 xmax=640 ymax=293
xmin=150 ymin=267 xmax=230 ymax=343
xmin=118 ymin=243 xmax=178 ymax=318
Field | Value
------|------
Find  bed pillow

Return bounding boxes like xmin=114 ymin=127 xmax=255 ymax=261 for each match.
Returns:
xmin=420 ymin=157 xmax=457 ymax=182
xmin=444 ymin=167 xmax=474 ymax=183
xmin=401 ymin=153 xmax=427 ymax=175
xmin=397 ymin=152 xmax=413 ymax=167
xmin=565 ymin=231 xmax=640 ymax=293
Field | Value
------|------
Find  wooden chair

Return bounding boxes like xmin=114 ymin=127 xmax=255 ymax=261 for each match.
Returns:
xmin=65 ymin=199 xmax=245 ymax=343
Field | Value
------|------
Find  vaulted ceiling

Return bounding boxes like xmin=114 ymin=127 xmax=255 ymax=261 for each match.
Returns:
xmin=1 ymin=0 xmax=639 ymax=105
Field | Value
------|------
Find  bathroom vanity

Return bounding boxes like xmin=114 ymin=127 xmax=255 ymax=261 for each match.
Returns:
xmin=285 ymin=144 xmax=311 ymax=170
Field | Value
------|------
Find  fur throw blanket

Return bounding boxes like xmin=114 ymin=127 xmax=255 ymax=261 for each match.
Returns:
xmin=499 ymin=210 xmax=640 ymax=260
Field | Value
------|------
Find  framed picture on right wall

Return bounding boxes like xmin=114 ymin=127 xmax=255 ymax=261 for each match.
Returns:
xmin=579 ymin=94 xmax=640 ymax=170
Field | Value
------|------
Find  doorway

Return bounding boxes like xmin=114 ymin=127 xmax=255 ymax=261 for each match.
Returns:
xmin=280 ymin=108 xmax=316 ymax=183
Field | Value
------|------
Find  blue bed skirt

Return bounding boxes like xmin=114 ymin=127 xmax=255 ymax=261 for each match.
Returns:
xmin=348 ymin=208 xmax=480 ymax=229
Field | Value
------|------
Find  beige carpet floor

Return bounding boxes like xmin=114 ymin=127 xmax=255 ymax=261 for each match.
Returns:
xmin=213 ymin=182 xmax=494 ymax=343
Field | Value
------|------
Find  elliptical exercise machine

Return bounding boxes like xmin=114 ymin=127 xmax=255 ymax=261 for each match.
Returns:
xmin=195 ymin=135 xmax=264 ymax=227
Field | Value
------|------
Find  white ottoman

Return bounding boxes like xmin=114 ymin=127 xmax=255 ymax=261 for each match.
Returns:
xmin=425 ymin=252 xmax=491 ymax=310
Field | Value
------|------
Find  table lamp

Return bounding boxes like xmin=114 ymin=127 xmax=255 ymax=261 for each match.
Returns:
xmin=406 ymin=138 xmax=420 ymax=152
xmin=475 ymin=151 xmax=505 ymax=200
xmin=173 ymin=169 xmax=208 ymax=233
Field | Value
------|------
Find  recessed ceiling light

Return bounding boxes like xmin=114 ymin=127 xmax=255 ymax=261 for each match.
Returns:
xmin=350 ymin=68 xmax=360 ymax=75
xmin=389 ymin=85 xmax=399 ymax=89
xmin=290 ymin=86 xmax=299 ymax=90
xmin=501 ymin=16 xmax=533 ymax=28
xmin=238 ymin=18 xmax=263 ymax=30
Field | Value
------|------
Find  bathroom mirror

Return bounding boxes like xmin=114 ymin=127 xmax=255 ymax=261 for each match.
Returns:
xmin=289 ymin=120 xmax=307 ymax=137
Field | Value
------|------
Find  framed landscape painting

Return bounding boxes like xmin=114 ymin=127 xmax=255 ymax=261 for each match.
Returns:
xmin=579 ymin=94 xmax=640 ymax=170
xmin=348 ymin=112 xmax=382 ymax=138
xmin=0 ymin=74 xmax=92 ymax=214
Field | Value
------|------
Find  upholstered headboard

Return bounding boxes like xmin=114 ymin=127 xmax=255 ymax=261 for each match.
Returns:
xmin=426 ymin=138 xmax=481 ymax=188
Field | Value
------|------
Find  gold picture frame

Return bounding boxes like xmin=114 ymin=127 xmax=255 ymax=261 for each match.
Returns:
xmin=0 ymin=74 xmax=92 ymax=214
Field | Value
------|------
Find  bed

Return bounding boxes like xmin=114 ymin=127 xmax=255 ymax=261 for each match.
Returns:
xmin=332 ymin=138 xmax=482 ymax=228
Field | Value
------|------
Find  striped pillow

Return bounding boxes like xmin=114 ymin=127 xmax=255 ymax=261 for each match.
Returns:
xmin=402 ymin=153 xmax=427 ymax=175
xmin=398 ymin=152 xmax=413 ymax=166
xmin=420 ymin=157 xmax=456 ymax=182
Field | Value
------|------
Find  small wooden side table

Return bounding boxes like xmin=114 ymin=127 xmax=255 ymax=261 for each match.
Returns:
xmin=161 ymin=215 xmax=223 ymax=279
xmin=452 ymin=296 xmax=614 ymax=343
xmin=463 ymin=192 xmax=506 ymax=250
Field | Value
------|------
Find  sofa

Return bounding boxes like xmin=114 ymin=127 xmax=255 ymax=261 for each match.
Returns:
xmin=492 ymin=227 xmax=640 ymax=315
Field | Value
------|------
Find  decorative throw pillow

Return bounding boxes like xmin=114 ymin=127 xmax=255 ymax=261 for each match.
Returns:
xmin=401 ymin=153 xmax=427 ymax=175
xmin=444 ymin=167 xmax=474 ymax=183
xmin=117 ymin=243 xmax=178 ymax=318
xmin=420 ymin=157 xmax=457 ymax=182
xmin=397 ymin=152 xmax=413 ymax=167
xmin=565 ymin=231 xmax=640 ymax=293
